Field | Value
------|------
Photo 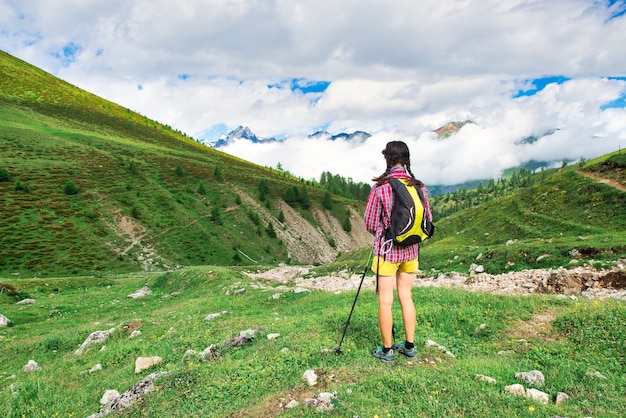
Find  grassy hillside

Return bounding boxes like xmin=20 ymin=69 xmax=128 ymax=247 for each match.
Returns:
xmin=0 ymin=51 xmax=366 ymax=278
xmin=1 ymin=269 xmax=624 ymax=417
xmin=421 ymin=151 xmax=626 ymax=274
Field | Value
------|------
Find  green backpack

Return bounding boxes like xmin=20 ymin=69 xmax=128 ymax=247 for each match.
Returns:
xmin=384 ymin=178 xmax=435 ymax=246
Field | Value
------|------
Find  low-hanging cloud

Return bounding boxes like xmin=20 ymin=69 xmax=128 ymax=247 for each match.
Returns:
xmin=1 ymin=0 xmax=625 ymax=185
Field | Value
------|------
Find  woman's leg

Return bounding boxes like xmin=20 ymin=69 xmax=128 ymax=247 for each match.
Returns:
xmin=377 ymin=275 xmax=395 ymax=348
xmin=396 ymin=271 xmax=416 ymax=343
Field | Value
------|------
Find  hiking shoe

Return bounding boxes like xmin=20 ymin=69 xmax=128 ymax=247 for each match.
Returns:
xmin=371 ymin=346 xmax=395 ymax=363
xmin=392 ymin=341 xmax=418 ymax=359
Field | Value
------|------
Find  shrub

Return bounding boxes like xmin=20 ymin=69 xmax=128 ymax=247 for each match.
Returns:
xmin=0 ymin=167 xmax=9 ymax=182
xmin=63 ymin=180 xmax=80 ymax=195
xmin=266 ymin=222 xmax=277 ymax=238
xmin=14 ymin=179 xmax=28 ymax=192
xmin=197 ymin=181 xmax=207 ymax=195
xmin=211 ymin=206 xmax=223 ymax=225
xmin=214 ymin=166 xmax=224 ymax=182
xmin=174 ymin=164 xmax=184 ymax=176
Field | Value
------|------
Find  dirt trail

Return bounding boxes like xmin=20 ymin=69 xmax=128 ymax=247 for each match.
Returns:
xmin=578 ymin=170 xmax=626 ymax=192
xmin=245 ymin=261 xmax=626 ymax=300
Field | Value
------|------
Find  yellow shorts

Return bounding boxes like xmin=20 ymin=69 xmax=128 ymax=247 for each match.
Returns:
xmin=371 ymin=256 xmax=419 ymax=276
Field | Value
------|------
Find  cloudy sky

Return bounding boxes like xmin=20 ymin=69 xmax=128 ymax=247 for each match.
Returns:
xmin=1 ymin=0 xmax=626 ymax=185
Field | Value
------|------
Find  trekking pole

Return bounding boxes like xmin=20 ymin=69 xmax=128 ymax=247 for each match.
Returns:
xmin=335 ymin=252 xmax=373 ymax=355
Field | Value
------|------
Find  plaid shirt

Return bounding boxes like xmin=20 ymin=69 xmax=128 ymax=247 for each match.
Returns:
xmin=364 ymin=166 xmax=432 ymax=263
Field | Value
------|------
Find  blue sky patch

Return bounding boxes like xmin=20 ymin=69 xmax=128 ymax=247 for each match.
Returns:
xmin=178 ymin=74 xmax=191 ymax=80
xmin=606 ymin=0 xmax=626 ymax=19
xmin=600 ymin=93 xmax=626 ymax=110
xmin=514 ymin=75 xmax=570 ymax=98
xmin=51 ymin=42 xmax=82 ymax=66
xmin=200 ymin=123 xmax=229 ymax=140
xmin=137 ymin=84 xmax=143 ymax=91
xmin=268 ymin=78 xmax=330 ymax=94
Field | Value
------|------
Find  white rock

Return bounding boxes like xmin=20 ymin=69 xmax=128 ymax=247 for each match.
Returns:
xmin=129 ymin=330 xmax=142 ymax=339
xmin=272 ymin=293 xmax=281 ymax=299
xmin=127 ymin=286 xmax=153 ymax=299
xmin=75 ymin=328 xmax=115 ymax=355
xmin=475 ymin=374 xmax=496 ymax=384
xmin=294 ymin=287 xmax=309 ymax=293
xmin=315 ymin=392 xmax=336 ymax=411
xmin=183 ymin=350 xmax=196 ymax=358
xmin=89 ymin=364 xmax=103 ymax=373
xmin=526 ymin=388 xmax=549 ymax=405
xmin=474 ymin=323 xmax=488 ymax=333
xmin=200 ymin=344 xmax=219 ymax=362
xmin=23 ymin=360 xmax=41 ymax=372
xmin=0 ymin=314 xmax=10 ymax=327
xmin=504 ymin=384 xmax=525 ymax=397
xmin=267 ymin=333 xmax=280 ymax=340
xmin=425 ymin=339 xmax=456 ymax=358
xmin=285 ymin=400 xmax=299 ymax=409
xmin=280 ymin=348 xmax=290 ymax=353
xmin=134 ymin=356 xmax=163 ymax=374
xmin=100 ymin=390 xmax=120 ymax=405
xmin=16 ymin=299 xmax=36 ymax=305
xmin=585 ymin=370 xmax=607 ymax=380
xmin=303 ymin=369 xmax=318 ymax=386
xmin=556 ymin=392 xmax=570 ymax=405
xmin=204 ymin=311 xmax=227 ymax=321
xmin=515 ymin=370 xmax=545 ymax=387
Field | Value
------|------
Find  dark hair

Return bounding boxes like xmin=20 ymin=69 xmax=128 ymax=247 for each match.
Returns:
xmin=373 ymin=140 xmax=424 ymax=187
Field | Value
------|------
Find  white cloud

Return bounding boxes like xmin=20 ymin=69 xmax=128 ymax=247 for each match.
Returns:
xmin=1 ymin=0 xmax=625 ymax=185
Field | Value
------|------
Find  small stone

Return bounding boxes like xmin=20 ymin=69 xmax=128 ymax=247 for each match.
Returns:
xmin=100 ymin=389 xmax=120 ymax=405
xmin=515 ymin=370 xmax=545 ymax=387
xmin=23 ymin=360 xmax=42 ymax=372
xmin=285 ymin=400 xmax=299 ymax=409
xmin=134 ymin=356 xmax=163 ymax=374
xmin=475 ymin=374 xmax=496 ymax=384
xmin=280 ymin=347 xmax=290 ymax=353
xmin=272 ymin=293 xmax=281 ymax=299
xmin=303 ymin=369 xmax=318 ymax=386
xmin=129 ymin=330 xmax=142 ymax=339
xmin=504 ymin=384 xmax=525 ymax=397
xmin=127 ymin=286 xmax=153 ymax=299
xmin=199 ymin=344 xmax=219 ymax=362
xmin=183 ymin=350 xmax=196 ymax=358
xmin=89 ymin=364 xmax=103 ymax=373
xmin=267 ymin=333 xmax=280 ymax=340
xmin=204 ymin=311 xmax=227 ymax=321
xmin=16 ymin=299 xmax=36 ymax=305
xmin=474 ymin=323 xmax=488 ymax=333
xmin=526 ymin=388 xmax=549 ymax=405
xmin=75 ymin=328 xmax=115 ymax=355
xmin=556 ymin=392 xmax=570 ymax=405
xmin=0 ymin=314 xmax=10 ymax=327
xmin=585 ymin=370 xmax=607 ymax=380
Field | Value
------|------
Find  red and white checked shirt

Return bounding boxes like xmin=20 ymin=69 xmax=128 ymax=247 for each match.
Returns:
xmin=363 ymin=166 xmax=432 ymax=263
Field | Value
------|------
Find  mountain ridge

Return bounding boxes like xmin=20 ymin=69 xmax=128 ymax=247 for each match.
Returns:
xmin=0 ymin=50 xmax=370 ymax=278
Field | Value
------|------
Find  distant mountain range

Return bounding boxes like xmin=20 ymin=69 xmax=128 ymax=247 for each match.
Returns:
xmin=205 ymin=126 xmax=373 ymax=148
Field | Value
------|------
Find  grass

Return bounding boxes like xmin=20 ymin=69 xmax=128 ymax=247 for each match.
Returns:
xmin=1 ymin=268 xmax=624 ymax=417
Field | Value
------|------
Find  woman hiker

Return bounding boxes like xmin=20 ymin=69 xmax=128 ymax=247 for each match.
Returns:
xmin=364 ymin=140 xmax=433 ymax=362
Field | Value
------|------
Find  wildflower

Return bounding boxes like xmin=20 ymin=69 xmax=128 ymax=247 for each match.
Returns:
xmin=528 ymin=405 xmax=536 ymax=412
